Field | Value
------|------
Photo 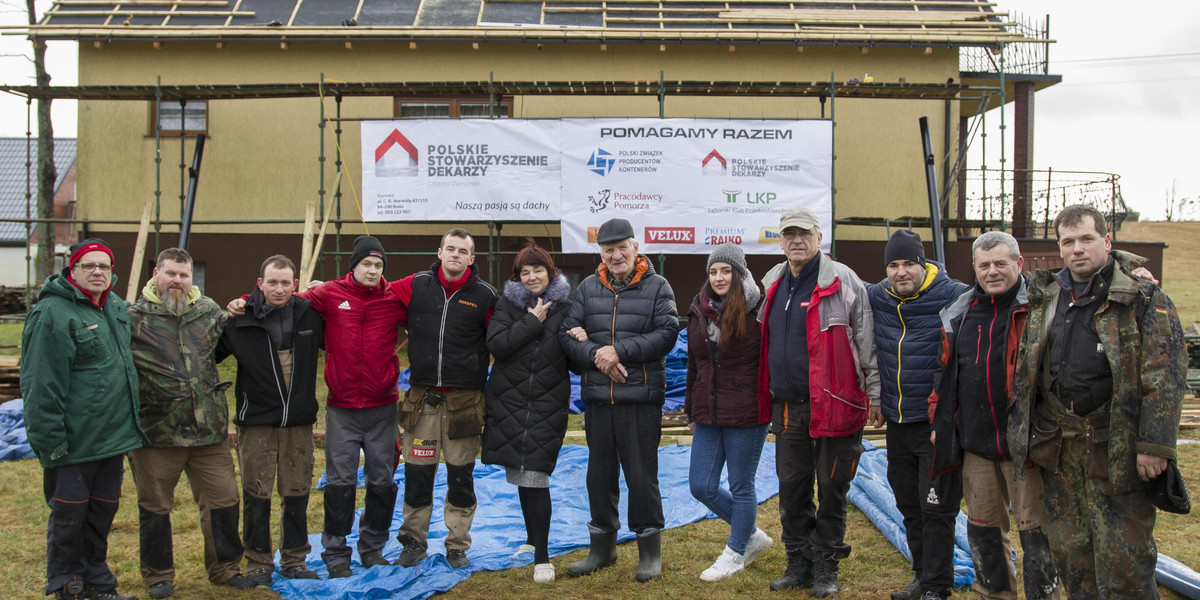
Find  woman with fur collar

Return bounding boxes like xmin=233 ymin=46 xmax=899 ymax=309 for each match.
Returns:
xmin=481 ymin=245 xmax=572 ymax=583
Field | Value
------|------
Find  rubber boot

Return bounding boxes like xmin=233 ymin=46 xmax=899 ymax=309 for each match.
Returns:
xmin=810 ymin=547 xmax=840 ymax=598
xmin=769 ymin=548 xmax=813 ymax=591
xmin=634 ymin=529 xmax=662 ymax=583
xmin=566 ymin=531 xmax=618 ymax=577
xmin=1019 ymin=528 xmax=1060 ymax=600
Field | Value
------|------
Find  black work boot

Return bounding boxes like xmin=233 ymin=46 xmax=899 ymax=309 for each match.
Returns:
xmin=769 ymin=548 xmax=813 ymax=591
xmin=634 ymin=529 xmax=662 ymax=583
xmin=566 ymin=531 xmax=618 ymax=577
xmin=810 ymin=547 xmax=840 ymax=598
xmin=890 ymin=573 xmax=922 ymax=600
xmin=55 ymin=579 xmax=84 ymax=600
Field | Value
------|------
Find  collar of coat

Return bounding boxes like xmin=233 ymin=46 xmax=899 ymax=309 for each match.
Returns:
xmin=502 ymin=273 xmax=571 ymax=308
xmin=597 ymin=254 xmax=651 ymax=291
xmin=141 ymin=278 xmax=202 ymax=306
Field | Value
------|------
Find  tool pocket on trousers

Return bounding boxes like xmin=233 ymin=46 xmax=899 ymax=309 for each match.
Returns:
xmin=446 ymin=391 xmax=485 ymax=439
xmin=1027 ymin=422 xmax=1062 ymax=473
xmin=829 ymin=439 xmax=864 ymax=484
xmin=398 ymin=388 xmax=425 ymax=432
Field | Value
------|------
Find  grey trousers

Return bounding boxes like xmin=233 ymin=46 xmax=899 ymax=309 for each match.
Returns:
xmin=320 ymin=403 xmax=399 ymax=567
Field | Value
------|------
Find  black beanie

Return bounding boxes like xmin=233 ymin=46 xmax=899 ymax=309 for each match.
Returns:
xmin=349 ymin=236 xmax=386 ymax=271
xmin=884 ymin=230 xmax=925 ymax=266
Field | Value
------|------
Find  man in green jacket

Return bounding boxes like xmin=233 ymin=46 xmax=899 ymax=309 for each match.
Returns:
xmin=1008 ymin=204 xmax=1186 ymax=599
xmin=21 ymin=238 xmax=145 ymax=600
xmin=128 ymin=248 xmax=253 ymax=598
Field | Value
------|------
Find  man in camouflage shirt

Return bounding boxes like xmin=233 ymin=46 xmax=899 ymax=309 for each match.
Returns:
xmin=1008 ymin=205 xmax=1186 ymax=599
xmin=129 ymin=248 xmax=253 ymax=598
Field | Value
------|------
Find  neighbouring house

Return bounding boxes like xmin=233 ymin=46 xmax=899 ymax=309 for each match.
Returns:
xmin=0 ymin=137 xmax=76 ymax=288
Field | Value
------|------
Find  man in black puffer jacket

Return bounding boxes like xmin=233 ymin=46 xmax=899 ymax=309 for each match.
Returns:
xmin=560 ymin=217 xmax=679 ymax=583
xmin=216 ymin=255 xmax=325 ymax=585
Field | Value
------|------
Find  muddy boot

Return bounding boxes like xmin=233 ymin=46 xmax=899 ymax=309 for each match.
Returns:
xmin=769 ymin=548 xmax=813 ymax=591
xmin=566 ymin=531 xmax=618 ymax=577
xmin=810 ymin=547 xmax=840 ymax=598
xmin=634 ymin=529 xmax=662 ymax=583
xmin=1020 ymin=527 xmax=1061 ymax=600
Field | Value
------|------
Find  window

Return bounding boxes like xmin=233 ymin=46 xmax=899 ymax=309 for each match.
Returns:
xmin=151 ymin=100 xmax=208 ymax=135
xmin=395 ymin=98 xmax=511 ymax=119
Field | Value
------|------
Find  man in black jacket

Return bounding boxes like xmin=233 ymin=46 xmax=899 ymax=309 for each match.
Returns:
xmin=560 ymin=217 xmax=679 ymax=583
xmin=216 ymin=255 xmax=325 ymax=585
xmin=391 ymin=228 xmax=498 ymax=570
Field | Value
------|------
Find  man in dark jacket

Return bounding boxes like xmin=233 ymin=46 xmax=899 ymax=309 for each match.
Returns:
xmin=227 ymin=235 xmax=406 ymax=578
xmin=930 ymin=232 xmax=1059 ymax=600
xmin=866 ymin=230 xmax=967 ymax=600
xmin=216 ymin=255 xmax=325 ymax=585
xmin=391 ymin=228 xmax=498 ymax=570
xmin=760 ymin=207 xmax=878 ymax=598
xmin=560 ymin=217 xmax=679 ymax=583
xmin=21 ymin=238 xmax=145 ymax=600
xmin=129 ymin=248 xmax=253 ymax=598
xmin=1009 ymin=205 xmax=1186 ymax=599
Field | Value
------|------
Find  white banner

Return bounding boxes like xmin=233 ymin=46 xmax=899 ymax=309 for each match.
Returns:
xmin=360 ymin=120 xmax=561 ymax=221
xmin=359 ymin=118 xmax=832 ymax=255
xmin=559 ymin=119 xmax=832 ymax=254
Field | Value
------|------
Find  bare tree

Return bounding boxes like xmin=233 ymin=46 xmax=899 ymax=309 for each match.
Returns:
xmin=1163 ymin=179 xmax=1195 ymax=222
xmin=26 ymin=0 xmax=56 ymax=283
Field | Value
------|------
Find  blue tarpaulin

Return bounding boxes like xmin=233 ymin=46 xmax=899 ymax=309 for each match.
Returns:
xmin=0 ymin=399 xmax=35 ymax=461
xmin=301 ymin=443 xmax=779 ymax=600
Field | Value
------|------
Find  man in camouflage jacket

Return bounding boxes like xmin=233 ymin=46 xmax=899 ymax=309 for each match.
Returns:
xmin=128 ymin=248 xmax=253 ymax=598
xmin=1008 ymin=205 xmax=1186 ymax=599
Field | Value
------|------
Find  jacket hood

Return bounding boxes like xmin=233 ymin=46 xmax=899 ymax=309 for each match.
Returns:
xmin=141 ymin=278 xmax=202 ymax=306
xmin=40 ymin=270 xmax=121 ymax=304
xmin=881 ymin=260 xmax=949 ymax=301
xmin=597 ymin=255 xmax=653 ymax=290
xmin=502 ymin=273 xmax=571 ymax=308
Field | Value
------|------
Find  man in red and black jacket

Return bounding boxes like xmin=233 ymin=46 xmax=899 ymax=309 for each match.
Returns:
xmin=390 ymin=228 xmax=497 ymax=571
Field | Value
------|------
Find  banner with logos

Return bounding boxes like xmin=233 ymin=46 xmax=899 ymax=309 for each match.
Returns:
xmin=559 ymin=118 xmax=831 ymax=254
xmin=360 ymin=119 xmax=561 ymax=221
xmin=360 ymin=118 xmax=832 ymax=254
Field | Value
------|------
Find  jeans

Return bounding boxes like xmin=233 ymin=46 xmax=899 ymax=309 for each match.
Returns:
xmin=689 ymin=423 xmax=769 ymax=554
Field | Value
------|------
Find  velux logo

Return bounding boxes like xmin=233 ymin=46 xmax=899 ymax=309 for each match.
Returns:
xmin=645 ymin=227 xmax=695 ymax=244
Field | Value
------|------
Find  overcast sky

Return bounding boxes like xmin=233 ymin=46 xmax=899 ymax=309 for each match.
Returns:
xmin=1 ymin=0 xmax=1196 ymax=220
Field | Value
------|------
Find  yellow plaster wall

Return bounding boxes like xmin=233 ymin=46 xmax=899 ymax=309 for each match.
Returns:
xmin=77 ymin=41 xmax=960 ymax=239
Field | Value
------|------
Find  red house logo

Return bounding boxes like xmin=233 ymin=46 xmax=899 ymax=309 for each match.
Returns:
xmin=701 ymin=149 xmax=726 ymax=176
xmin=375 ymin=129 xmax=419 ymax=177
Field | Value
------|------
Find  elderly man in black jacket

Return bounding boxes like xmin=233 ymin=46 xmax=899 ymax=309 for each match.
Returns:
xmin=216 ymin=255 xmax=325 ymax=585
xmin=560 ymin=217 xmax=679 ymax=583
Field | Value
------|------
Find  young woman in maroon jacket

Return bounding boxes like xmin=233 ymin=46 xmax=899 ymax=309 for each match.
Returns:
xmin=685 ymin=244 xmax=775 ymax=581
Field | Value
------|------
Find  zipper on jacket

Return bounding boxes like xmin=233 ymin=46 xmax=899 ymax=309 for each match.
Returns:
xmin=822 ymin=387 xmax=868 ymax=410
xmin=436 ymin=288 xmax=462 ymax=387
xmin=520 ymin=338 xmax=541 ymax=470
xmin=975 ymin=325 xmax=982 ymax=364
xmin=985 ymin=298 xmax=1007 ymax=460
xmin=894 ymin=302 xmax=908 ymax=422
xmin=609 ymin=292 xmax=618 ymax=404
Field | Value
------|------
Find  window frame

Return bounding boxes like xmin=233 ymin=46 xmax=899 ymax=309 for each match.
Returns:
xmin=150 ymin=99 xmax=209 ymax=136
xmin=393 ymin=97 xmax=513 ymax=119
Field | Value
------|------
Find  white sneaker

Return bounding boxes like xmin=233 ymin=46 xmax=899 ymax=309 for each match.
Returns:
xmin=743 ymin=528 xmax=774 ymax=568
xmin=513 ymin=543 xmax=535 ymax=556
xmin=533 ymin=562 xmax=555 ymax=583
xmin=700 ymin=546 xmax=746 ymax=581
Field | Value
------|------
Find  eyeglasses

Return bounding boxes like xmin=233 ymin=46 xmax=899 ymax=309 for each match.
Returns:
xmin=75 ymin=263 xmax=113 ymax=272
xmin=781 ymin=230 xmax=817 ymax=240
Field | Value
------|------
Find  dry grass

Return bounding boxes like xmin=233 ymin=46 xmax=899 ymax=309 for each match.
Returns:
xmin=1119 ymin=221 xmax=1200 ymax=325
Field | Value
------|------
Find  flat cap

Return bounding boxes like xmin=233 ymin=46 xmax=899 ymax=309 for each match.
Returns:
xmin=596 ymin=218 xmax=635 ymax=244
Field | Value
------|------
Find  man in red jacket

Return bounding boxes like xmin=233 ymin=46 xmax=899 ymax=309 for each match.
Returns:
xmin=228 ymin=235 xmax=405 ymax=579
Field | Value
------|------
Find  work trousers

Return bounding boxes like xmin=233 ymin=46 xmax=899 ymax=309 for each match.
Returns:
xmin=397 ymin=387 xmax=482 ymax=552
xmin=774 ymin=400 xmax=862 ymax=560
xmin=689 ymin=422 xmax=769 ymax=554
xmin=130 ymin=442 xmax=243 ymax=586
xmin=237 ymin=424 xmax=314 ymax=571
xmin=962 ymin=452 xmax=1060 ymax=600
xmin=583 ymin=402 xmax=665 ymax=535
xmin=321 ymin=403 xmax=399 ymax=568
xmin=1042 ymin=436 xmax=1159 ymax=599
xmin=42 ymin=454 xmax=124 ymax=595
xmin=887 ymin=420 xmax=962 ymax=598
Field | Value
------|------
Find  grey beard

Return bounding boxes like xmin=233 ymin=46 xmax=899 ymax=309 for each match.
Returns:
xmin=161 ymin=290 xmax=188 ymax=315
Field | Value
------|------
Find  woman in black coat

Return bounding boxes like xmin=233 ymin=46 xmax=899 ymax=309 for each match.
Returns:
xmin=481 ymin=245 xmax=572 ymax=583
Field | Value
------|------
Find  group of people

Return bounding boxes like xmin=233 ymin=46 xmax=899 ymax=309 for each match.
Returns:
xmin=19 ymin=203 xmax=1185 ymax=600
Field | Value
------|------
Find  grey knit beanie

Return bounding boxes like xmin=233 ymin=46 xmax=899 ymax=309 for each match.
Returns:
xmin=706 ymin=243 xmax=749 ymax=278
